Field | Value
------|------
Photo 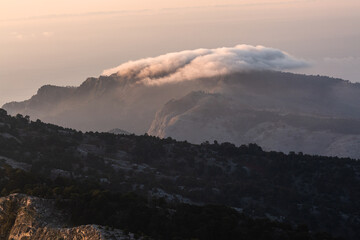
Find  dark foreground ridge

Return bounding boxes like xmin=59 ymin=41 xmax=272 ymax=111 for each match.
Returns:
xmin=0 ymin=109 xmax=359 ymax=239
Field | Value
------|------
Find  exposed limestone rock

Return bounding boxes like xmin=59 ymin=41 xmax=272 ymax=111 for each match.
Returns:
xmin=0 ymin=194 xmax=139 ymax=240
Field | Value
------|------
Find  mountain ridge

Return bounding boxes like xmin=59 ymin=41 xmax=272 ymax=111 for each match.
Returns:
xmin=3 ymin=70 xmax=360 ymax=158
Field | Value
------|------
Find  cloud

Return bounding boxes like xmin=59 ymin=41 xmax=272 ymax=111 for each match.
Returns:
xmin=10 ymin=32 xmax=24 ymax=40
xmin=10 ymin=32 xmax=33 ymax=40
xmin=42 ymin=32 xmax=54 ymax=37
xmin=102 ymin=45 xmax=309 ymax=86
xmin=9 ymin=31 xmax=55 ymax=40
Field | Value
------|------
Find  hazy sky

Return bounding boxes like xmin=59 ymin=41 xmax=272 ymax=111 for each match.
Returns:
xmin=1 ymin=0 xmax=359 ymax=105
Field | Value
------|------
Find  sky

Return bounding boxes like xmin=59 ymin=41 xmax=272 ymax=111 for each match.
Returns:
xmin=0 ymin=0 xmax=359 ymax=105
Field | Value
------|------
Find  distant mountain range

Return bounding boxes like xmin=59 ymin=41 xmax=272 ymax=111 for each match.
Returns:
xmin=3 ymin=70 xmax=360 ymax=158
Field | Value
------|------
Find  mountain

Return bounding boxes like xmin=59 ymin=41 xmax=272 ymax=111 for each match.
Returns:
xmin=3 ymin=74 xmax=199 ymax=134
xmin=148 ymin=71 xmax=360 ymax=158
xmin=0 ymin=110 xmax=358 ymax=239
xmin=4 ymin=70 xmax=360 ymax=158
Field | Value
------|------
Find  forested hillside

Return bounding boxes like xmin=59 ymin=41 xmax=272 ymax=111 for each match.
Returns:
xmin=1 ymin=109 xmax=359 ymax=239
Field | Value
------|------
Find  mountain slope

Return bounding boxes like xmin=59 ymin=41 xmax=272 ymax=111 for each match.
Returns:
xmin=2 ymin=73 xmax=201 ymax=133
xmin=149 ymin=90 xmax=360 ymax=158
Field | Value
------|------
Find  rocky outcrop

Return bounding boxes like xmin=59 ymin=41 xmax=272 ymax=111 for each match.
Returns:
xmin=0 ymin=194 xmax=138 ymax=240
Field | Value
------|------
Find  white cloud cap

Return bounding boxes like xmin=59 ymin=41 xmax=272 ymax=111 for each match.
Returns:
xmin=102 ymin=45 xmax=309 ymax=85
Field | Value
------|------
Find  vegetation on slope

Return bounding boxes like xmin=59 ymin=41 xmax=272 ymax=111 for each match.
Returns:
xmin=0 ymin=108 xmax=358 ymax=239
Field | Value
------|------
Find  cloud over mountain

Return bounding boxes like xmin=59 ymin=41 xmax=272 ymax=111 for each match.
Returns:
xmin=4 ymin=47 xmax=360 ymax=159
xmin=102 ymin=45 xmax=309 ymax=86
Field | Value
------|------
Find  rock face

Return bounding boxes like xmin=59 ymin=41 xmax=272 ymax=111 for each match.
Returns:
xmin=148 ymin=90 xmax=360 ymax=159
xmin=0 ymin=194 xmax=137 ymax=240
